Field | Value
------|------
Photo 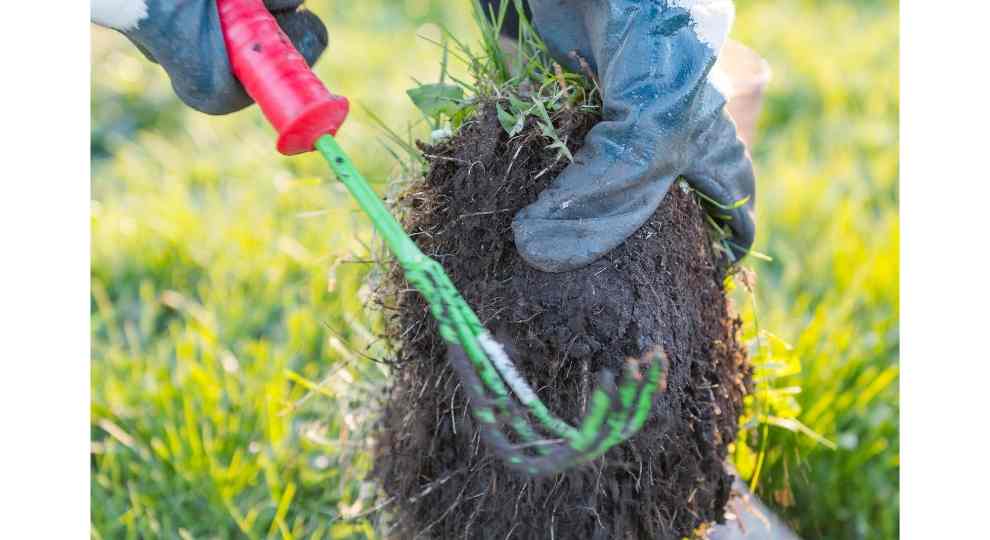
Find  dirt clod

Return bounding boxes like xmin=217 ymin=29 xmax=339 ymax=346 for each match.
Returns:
xmin=374 ymin=103 xmax=751 ymax=539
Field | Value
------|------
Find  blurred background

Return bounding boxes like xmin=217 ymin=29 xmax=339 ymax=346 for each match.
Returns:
xmin=91 ymin=1 xmax=899 ymax=538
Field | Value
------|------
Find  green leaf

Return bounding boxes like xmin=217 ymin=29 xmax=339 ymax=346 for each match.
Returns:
xmin=508 ymin=94 xmax=530 ymax=115
xmin=406 ymin=83 xmax=465 ymax=118
xmin=496 ymin=103 xmax=525 ymax=136
xmin=545 ymin=137 xmax=573 ymax=162
xmin=692 ymin=187 xmax=752 ymax=211
xmin=451 ymin=103 xmax=477 ymax=131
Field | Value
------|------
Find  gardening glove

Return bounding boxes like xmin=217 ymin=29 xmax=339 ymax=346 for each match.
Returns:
xmin=91 ymin=0 xmax=328 ymax=115
xmin=513 ymin=0 xmax=757 ymax=272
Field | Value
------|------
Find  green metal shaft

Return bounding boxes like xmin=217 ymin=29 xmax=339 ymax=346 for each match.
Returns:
xmin=315 ymin=136 xmax=422 ymax=265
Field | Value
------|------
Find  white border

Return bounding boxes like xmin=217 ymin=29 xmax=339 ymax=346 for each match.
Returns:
xmin=0 ymin=4 xmax=91 ymax=537
xmin=2 ymin=2 xmax=990 ymax=536
xmin=901 ymin=1 xmax=990 ymax=537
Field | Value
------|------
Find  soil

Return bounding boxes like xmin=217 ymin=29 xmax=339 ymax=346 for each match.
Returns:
xmin=373 ymin=103 xmax=752 ymax=540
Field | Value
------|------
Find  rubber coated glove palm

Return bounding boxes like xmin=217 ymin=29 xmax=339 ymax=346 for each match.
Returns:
xmin=91 ymin=0 xmax=327 ymax=115
xmin=514 ymin=0 xmax=756 ymax=272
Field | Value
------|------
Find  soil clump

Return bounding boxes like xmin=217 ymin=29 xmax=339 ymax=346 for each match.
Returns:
xmin=374 ymin=103 xmax=752 ymax=539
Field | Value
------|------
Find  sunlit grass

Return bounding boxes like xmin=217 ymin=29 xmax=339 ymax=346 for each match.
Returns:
xmin=730 ymin=1 xmax=899 ymax=538
xmin=91 ymin=1 xmax=898 ymax=538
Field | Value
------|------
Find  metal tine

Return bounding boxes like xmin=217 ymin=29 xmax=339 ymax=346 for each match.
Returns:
xmin=431 ymin=289 xmax=551 ymax=449
xmin=451 ymin=345 xmax=667 ymax=475
xmin=476 ymin=329 xmax=665 ymax=448
xmin=446 ymin=343 xmax=622 ymax=473
xmin=560 ymin=373 xmax=642 ymax=466
xmin=527 ymin=351 xmax=667 ymax=469
xmin=580 ymin=350 xmax=668 ymax=461
xmin=446 ymin=345 xmax=551 ymax=454
xmin=621 ymin=350 xmax=668 ymax=438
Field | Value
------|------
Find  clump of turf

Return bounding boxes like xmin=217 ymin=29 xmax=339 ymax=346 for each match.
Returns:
xmin=369 ymin=5 xmax=752 ymax=538
xmin=372 ymin=100 xmax=751 ymax=538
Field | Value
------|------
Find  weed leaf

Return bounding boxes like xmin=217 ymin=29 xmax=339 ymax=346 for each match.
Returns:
xmin=407 ymin=83 xmax=465 ymax=119
xmin=497 ymin=103 xmax=526 ymax=136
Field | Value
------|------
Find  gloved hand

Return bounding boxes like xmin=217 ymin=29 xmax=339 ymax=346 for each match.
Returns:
xmin=509 ymin=0 xmax=756 ymax=272
xmin=91 ymin=0 xmax=327 ymax=115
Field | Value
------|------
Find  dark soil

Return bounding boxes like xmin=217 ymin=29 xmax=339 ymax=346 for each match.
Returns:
xmin=373 ymin=103 xmax=752 ymax=539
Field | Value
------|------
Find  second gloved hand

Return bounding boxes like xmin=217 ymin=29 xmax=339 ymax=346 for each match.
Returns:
xmin=91 ymin=0 xmax=328 ymax=115
xmin=514 ymin=0 xmax=757 ymax=272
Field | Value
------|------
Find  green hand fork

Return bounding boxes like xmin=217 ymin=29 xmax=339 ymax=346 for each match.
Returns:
xmin=217 ymin=0 xmax=667 ymax=476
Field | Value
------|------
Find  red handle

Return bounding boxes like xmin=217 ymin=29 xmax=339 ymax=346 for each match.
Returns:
xmin=217 ymin=0 xmax=349 ymax=155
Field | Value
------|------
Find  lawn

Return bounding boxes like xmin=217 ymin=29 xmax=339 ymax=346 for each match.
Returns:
xmin=91 ymin=1 xmax=899 ymax=538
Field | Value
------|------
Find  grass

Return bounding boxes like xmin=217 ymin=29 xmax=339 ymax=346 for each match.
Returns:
xmin=91 ymin=0 xmax=898 ymax=538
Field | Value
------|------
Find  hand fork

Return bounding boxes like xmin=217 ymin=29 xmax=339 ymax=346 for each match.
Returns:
xmin=216 ymin=0 xmax=667 ymax=476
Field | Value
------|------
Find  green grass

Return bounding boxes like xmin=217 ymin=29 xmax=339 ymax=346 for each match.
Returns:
xmin=91 ymin=1 xmax=898 ymax=538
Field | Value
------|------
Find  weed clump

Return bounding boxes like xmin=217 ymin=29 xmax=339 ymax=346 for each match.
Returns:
xmin=373 ymin=102 xmax=750 ymax=538
xmin=372 ymin=6 xmax=752 ymax=538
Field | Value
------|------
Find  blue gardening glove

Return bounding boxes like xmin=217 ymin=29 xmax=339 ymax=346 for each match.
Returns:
xmin=509 ymin=0 xmax=756 ymax=272
xmin=91 ymin=0 xmax=327 ymax=115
